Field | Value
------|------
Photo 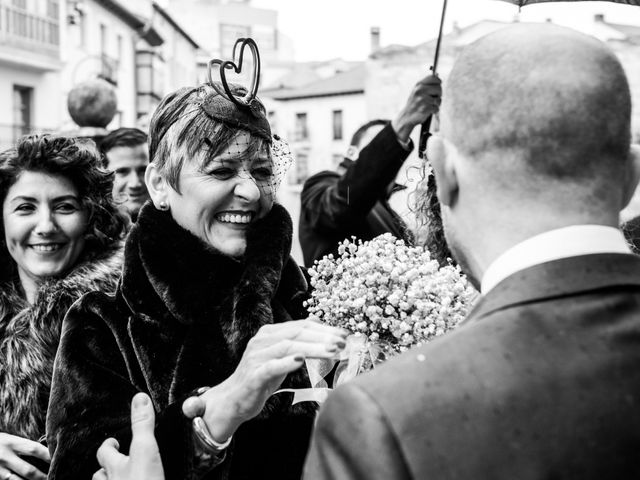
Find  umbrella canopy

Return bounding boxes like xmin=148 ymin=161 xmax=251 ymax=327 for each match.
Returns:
xmin=499 ymin=0 xmax=640 ymax=6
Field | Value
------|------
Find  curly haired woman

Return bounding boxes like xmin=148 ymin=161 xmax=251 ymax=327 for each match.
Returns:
xmin=0 ymin=135 xmax=127 ymax=480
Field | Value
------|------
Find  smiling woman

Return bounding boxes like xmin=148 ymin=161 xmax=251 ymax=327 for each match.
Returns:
xmin=0 ymin=135 xmax=127 ymax=480
xmin=46 ymin=80 xmax=347 ymax=480
xmin=157 ymin=130 xmax=274 ymax=257
xmin=3 ymin=172 xmax=88 ymax=300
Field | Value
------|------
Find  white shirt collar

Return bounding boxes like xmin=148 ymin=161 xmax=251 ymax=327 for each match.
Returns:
xmin=481 ymin=225 xmax=632 ymax=295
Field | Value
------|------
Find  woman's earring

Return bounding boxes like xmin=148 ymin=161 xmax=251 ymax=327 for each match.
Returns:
xmin=158 ymin=201 xmax=169 ymax=211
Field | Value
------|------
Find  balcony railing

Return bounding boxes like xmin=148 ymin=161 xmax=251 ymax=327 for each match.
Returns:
xmin=98 ymin=54 xmax=119 ymax=86
xmin=0 ymin=3 xmax=60 ymax=57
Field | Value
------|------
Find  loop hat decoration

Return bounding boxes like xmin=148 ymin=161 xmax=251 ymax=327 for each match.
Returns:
xmin=204 ymin=37 xmax=271 ymax=142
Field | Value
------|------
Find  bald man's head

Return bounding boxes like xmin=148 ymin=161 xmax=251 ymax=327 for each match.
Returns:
xmin=442 ymin=23 xmax=631 ymax=183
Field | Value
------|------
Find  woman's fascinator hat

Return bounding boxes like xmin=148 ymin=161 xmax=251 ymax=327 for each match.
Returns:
xmin=201 ymin=83 xmax=271 ymax=142
xmin=202 ymin=37 xmax=292 ymax=188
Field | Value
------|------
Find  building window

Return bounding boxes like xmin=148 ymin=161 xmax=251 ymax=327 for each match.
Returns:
xmin=10 ymin=4 xmax=28 ymax=37
xmin=332 ymin=109 xmax=343 ymax=140
xmin=13 ymin=85 xmax=32 ymax=142
xmin=291 ymin=150 xmax=309 ymax=185
xmin=136 ymin=50 xmax=165 ymax=118
xmin=100 ymin=23 xmax=107 ymax=56
xmin=294 ymin=113 xmax=308 ymax=141
xmin=117 ymin=34 xmax=122 ymax=61
xmin=267 ymin=110 xmax=277 ymax=135
xmin=47 ymin=0 xmax=59 ymax=19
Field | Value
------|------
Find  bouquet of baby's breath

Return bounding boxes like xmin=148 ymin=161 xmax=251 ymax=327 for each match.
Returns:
xmin=305 ymin=234 xmax=477 ymax=375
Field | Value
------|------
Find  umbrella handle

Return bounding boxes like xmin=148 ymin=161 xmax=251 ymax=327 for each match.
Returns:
xmin=418 ymin=64 xmax=436 ymax=159
xmin=419 ymin=0 xmax=447 ymax=159
xmin=418 ymin=115 xmax=433 ymax=160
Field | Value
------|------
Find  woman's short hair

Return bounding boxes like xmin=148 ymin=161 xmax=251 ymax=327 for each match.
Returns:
xmin=149 ymin=83 xmax=270 ymax=194
xmin=0 ymin=134 xmax=127 ymax=281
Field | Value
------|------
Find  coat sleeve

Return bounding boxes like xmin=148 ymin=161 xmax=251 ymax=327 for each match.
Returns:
xmin=299 ymin=124 xmax=411 ymax=233
xmin=303 ymin=382 xmax=411 ymax=480
xmin=46 ymin=298 xmax=207 ymax=480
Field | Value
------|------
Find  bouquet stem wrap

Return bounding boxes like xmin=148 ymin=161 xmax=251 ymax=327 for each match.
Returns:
xmin=274 ymin=334 xmax=390 ymax=404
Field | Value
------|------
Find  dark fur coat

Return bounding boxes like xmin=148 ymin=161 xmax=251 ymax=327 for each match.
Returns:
xmin=47 ymin=202 xmax=316 ymax=480
xmin=0 ymin=244 xmax=122 ymax=440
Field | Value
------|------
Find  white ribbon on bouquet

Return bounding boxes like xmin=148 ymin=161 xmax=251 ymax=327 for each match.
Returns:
xmin=274 ymin=334 xmax=387 ymax=404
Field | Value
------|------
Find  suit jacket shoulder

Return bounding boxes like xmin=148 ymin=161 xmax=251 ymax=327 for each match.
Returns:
xmin=307 ymin=253 xmax=640 ymax=480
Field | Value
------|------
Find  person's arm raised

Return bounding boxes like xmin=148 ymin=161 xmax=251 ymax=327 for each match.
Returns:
xmin=300 ymin=75 xmax=441 ymax=231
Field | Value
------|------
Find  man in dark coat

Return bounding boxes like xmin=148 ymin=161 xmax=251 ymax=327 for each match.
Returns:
xmin=298 ymin=75 xmax=441 ymax=267
xmin=304 ymin=24 xmax=640 ymax=479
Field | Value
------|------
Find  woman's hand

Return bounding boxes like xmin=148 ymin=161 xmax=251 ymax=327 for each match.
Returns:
xmin=183 ymin=320 xmax=348 ymax=442
xmin=0 ymin=433 xmax=49 ymax=480
xmin=93 ymin=393 xmax=164 ymax=480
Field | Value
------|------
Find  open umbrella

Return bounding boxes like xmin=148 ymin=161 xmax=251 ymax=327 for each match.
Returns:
xmin=418 ymin=0 xmax=640 ymax=158
xmin=501 ymin=0 xmax=640 ymax=6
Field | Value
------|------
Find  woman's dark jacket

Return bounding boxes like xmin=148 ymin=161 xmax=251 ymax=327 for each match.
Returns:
xmin=47 ymin=202 xmax=316 ymax=480
xmin=0 ymin=243 xmax=122 ymax=441
xmin=298 ymin=123 xmax=414 ymax=267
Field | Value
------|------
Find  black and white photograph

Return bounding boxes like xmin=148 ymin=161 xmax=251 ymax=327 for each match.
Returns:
xmin=1 ymin=1 xmax=640 ymax=479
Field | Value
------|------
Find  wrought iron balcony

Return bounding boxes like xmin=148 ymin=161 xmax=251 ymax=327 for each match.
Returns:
xmin=98 ymin=53 xmax=119 ymax=85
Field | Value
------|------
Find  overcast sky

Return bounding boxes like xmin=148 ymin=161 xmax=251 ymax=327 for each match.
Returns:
xmin=251 ymin=0 xmax=640 ymax=61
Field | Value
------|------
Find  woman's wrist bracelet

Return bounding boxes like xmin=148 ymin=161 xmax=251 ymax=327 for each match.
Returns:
xmin=192 ymin=416 xmax=232 ymax=453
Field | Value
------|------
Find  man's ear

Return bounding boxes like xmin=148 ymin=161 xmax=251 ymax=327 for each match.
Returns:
xmin=622 ymin=145 xmax=640 ymax=209
xmin=427 ymin=135 xmax=459 ymax=208
xmin=144 ymin=163 xmax=170 ymax=208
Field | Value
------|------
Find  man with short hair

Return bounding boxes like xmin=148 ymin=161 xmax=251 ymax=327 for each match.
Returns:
xmin=304 ymin=23 xmax=640 ymax=479
xmin=101 ymin=127 xmax=149 ymax=221
xmin=298 ymin=75 xmax=441 ymax=267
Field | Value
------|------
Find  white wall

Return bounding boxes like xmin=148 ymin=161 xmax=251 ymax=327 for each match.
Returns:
xmin=0 ymin=65 xmax=62 ymax=149
xmin=156 ymin=21 xmax=199 ymax=91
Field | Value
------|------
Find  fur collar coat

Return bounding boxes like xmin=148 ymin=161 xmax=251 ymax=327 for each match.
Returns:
xmin=47 ymin=203 xmax=316 ymax=480
xmin=0 ymin=244 xmax=122 ymax=440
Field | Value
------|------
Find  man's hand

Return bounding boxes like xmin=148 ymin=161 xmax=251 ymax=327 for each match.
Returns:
xmin=392 ymin=74 xmax=442 ymax=143
xmin=93 ymin=393 xmax=164 ymax=480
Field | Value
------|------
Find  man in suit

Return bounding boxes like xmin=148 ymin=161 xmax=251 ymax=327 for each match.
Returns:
xmin=298 ymin=75 xmax=441 ymax=267
xmin=304 ymin=23 xmax=640 ymax=480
